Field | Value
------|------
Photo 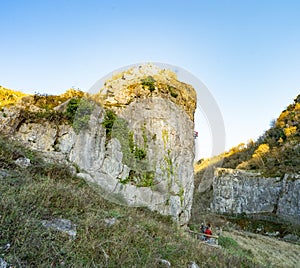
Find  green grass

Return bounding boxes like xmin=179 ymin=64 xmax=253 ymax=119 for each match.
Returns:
xmin=219 ymin=236 xmax=254 ymax=260
xmin=222 ymin=213 xmax=300 ymax=241
xmin=0 ymin=135 xmax=260 ymax=267
xmin=141 ymin=76 xmax=156 ymax=92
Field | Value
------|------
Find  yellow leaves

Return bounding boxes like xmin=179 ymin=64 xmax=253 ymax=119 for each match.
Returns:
xmin=60 ymin=88 xmax=84 ymax=99
xmin=0 ymin=86 xmax=28 ymax=108
xmin=284 ymin=126 xmax=297 ymax=137
xmin=227 ymin=143 xmax=246 ymax=156
xmin=277 ymin=110 xmax=289 ymax=128
xmin=252 ymin=143 xmax=270 ymax=167
xmin=252 ymin=144 xmax=270 ymax=159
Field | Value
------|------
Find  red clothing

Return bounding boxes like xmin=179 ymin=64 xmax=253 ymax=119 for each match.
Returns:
xmin=204 ymin=228 xmax=212 ymax=239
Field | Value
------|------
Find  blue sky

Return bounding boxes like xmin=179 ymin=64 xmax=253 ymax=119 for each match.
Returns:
xmin=1 ymin=0 xmax=300 ymax=158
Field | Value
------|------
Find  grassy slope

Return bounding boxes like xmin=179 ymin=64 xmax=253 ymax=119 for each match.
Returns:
xmin=1 ymin=88 xmax=299 ymax=267
xmin=0 ymin=135 xmax=259 ymax=268
xmin=223 ymin=230 xmax=300 ymax=268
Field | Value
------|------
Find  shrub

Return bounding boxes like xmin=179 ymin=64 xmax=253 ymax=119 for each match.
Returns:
xmin=284 ymin=126 xmax=297 ymax=137
xmin=65 ymin=98 xmax=82 ymax=122
xmin=102 ymin=109 xmax=117 ymax=140
xmin=168 ymin=85 xmax=178 ymax=98
xmin=252 ymin=144 xmax=270 ymax=166
xmin=141 ymin=76 xmax=156 ymax=92
xmin=69 ymin=99 xmax=94 ymax=134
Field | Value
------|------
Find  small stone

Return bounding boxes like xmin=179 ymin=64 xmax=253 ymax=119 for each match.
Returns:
xmin=0 ymin=258 xmax=8 ymax=268
xmin=15 ymin=157 xmax=31 ymax=168
xmin=188 ymin=262 xmax=200 ymax=268
xmin=42 ymin=218 xmax=76 ymax=238
xmin=2 ymin=243 xmax=10 ymax=251
xmin=265 ymin=231 xmax=280 ymax=237
xmin=104 ymin=217 xmax=117 ymax=227
xmin=157 ymin=259 xmax=171 ymax=267
xmin=0 ymin=170 xmax=9 ymax=179
xmin=283 ymin=234 xmax=299 ymax=242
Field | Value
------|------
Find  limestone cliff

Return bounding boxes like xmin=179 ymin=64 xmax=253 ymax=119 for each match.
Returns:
xmin=211 ymin=168 xmax=300 ymax=222
xmin=193 ymin=94 xmax=300 ymax=224
xmin=0 ymin=64 xmax=196 ymax=224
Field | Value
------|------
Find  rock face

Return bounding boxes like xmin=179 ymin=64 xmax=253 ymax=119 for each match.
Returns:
xmin=211 ymin=168 xmax=300 ymax=222
xmin=92 ymin=64 xmax=196 ymax=120
xmin=0 ymin=64 xmax=196 ymax=224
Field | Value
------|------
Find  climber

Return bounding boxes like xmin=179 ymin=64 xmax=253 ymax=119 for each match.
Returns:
xmin=200 ymin=223 xmax=206 ymax=234
xmin=204 ymin=223 xmax=212 ymax=240
xmin=198 ymin=223 xmax=206 ymax=240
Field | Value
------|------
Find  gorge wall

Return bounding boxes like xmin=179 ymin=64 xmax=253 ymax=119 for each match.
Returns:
xmin=0 ymin=64 xmax=197 ymax=224
xmin=211 ymin=168 xmax=300 ymax=223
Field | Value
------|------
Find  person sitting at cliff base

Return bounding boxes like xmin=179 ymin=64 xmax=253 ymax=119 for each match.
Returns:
xmin=204 ymin=223 xmax=212 ymax=240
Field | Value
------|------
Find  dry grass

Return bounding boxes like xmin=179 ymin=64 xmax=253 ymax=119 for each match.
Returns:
xmin=0 ymin=134 xmax=259 ymax=267
xmin=223 ymin=230 xmax=300 ymax=268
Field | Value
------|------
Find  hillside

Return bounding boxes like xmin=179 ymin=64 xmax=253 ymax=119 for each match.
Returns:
xmin=0 ymin=132 xmax=262 ymax=267
xmin=0 ymin=86 xmax=84 ymax=110
xmin=191 ymin=95 xmax=300 ymax=253
xmin=197 ymin=94 xmax=300 ymax=177
xmin=1 ymin=85 xmax=300 ymax=267
xmin=1 ymin=132 xmax=300 ymax=267
xmin=193 ymin=94 xmax=300 ymax=210
xmin=188 ymin=94 xmax=300 ymax=268
xmin=0 ymin=86 xmax=28 ymax=108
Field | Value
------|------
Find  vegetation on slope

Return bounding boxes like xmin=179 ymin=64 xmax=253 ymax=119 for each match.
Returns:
xmin=231 ymin=94 xmax=299 ymax=176
xmin=191 ymin=94 xmax=300 ymax=234
xmin=195 ymin=94 xmax=300 ymax=181
xmin=0 ymin=87 xmax=97 ymax=135
xmin=0 ymin=86 xmax=84 ymax=110
xmin=0 ymin=134 xmax=259 ymax=267
xmin=0 ymin=86 xmax=28 ymax=108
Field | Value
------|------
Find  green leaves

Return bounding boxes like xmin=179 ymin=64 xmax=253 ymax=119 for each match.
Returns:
xmin=141 ymin=76 xmax=156 ymax=92
xmin=65 ymin=98 xmax=94 ymax=134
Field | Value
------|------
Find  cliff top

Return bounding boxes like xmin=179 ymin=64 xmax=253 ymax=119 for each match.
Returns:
xmin=1 ymin=64 xmax=197 ymax=120
xmin=91 ymin=63 xmax=197 ymax=120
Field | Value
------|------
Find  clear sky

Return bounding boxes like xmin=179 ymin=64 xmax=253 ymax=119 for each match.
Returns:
xmin=1 ymin=0 xmax=300 ymax=158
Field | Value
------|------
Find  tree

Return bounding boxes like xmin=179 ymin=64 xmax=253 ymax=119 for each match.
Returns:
xmin=252 ymin=143 xmax=270 ymax=166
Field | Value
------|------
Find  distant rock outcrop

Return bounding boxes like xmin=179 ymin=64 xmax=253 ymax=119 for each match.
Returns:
xmin=193 ymin=94 xmax=300 ymax=224
xmin=211 ymin=168 xmax=300 ymax=223
xmin=0 ymin=64 xmax=197 ymax=224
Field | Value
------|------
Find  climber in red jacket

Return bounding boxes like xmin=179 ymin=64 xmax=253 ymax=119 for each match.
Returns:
xmin=204 ymin=223 xmax=212 ymax=240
